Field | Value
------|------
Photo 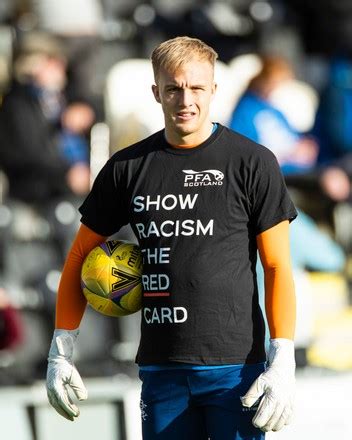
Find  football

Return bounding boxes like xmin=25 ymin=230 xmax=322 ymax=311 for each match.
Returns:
xmin=81 ymin=240 xmax=143 ymax=317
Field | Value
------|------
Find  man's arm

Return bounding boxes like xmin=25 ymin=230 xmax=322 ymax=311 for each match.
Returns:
xmin=47 ymin=224 xmax=107 ymax=421
xmin=257 ymin=220 xmax=296 ymax=339
xmin=241 ymin=220 xmax=296 ymax=432
xmin=56 ymin=223 xmax=107 ymax=329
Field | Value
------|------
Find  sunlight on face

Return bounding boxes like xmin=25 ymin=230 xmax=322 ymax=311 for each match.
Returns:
xmin=152 ymin=58 xmax=217 ymax=145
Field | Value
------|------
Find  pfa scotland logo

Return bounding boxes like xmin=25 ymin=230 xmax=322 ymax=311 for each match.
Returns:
xmin=182 ymin=169 xmax=224 ymax=187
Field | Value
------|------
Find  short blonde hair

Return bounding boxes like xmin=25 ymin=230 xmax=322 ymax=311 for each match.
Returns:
xmin=151 ymin=36 xmax=218 ymax=80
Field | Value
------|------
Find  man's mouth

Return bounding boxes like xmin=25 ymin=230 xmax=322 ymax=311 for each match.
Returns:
xmin=176 ymin=111 xmax=196 ymax=121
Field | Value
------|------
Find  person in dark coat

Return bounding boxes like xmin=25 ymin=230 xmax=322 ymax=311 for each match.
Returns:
xmin=0 ymin=33 xmax=92 ymax=205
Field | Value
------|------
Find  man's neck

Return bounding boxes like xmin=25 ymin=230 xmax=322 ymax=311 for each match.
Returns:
xmin=165 ymin=121 xmax=214 ymax=148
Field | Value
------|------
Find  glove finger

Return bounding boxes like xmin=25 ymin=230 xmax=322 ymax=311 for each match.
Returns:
xmin=52 ymin=383 xmax=80 ymax=418
xmin=70 ymin=367 xmax=88 ymax=401
xmin=283 ymin=404 xmax=294 ymax=426
xmin=252 ymin=393 xmax=276 ymax=429
xmin=261 ymin=402 xmax=285 ymax=432
xmin=241 ymin=375 xmax=266 ymax=408
xmin=272 ymin=414 xmax=287 ymax=432
xmin=283 ymin=405 xmax=293 ymax=425
xmin=48 ymin=391 xmax=75 ymax=421
xmin=272 ymin=405 xmax=292 ymax=431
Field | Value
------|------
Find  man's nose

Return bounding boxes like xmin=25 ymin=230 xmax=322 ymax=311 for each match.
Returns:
xmin=178 ymin=89 xmax=193 ymax=107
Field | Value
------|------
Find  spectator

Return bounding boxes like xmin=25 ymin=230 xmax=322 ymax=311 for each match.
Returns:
xmin=228 ymin=54 xmax=351 ymax=213
xmin=0 ymin=32 xmax=92 ymax=205
xmin=30 ymin=0 xmax=104 ymax=116
xmin=230 ymin=50 xmax=350 ymax=277
xmin=229 ymin=55 xmax=319 ymax=175
xmin=0 ymin=287 xmax=23 ymax=351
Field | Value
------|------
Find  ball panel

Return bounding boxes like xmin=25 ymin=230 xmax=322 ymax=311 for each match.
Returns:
xmin=110 ymin=242 xmax=143 ymax=276
xmin=83 ymin=286 xmax=133 ymax=317
xmin=81 ymin=248 xmax=112 ymax=296
xmin=119 ymin=284 xmax=142 ymax=313
xmin=110 ymin=266 xmax=141 ymax=298
xmin=101 ymin=240 xmax=124 ymax=256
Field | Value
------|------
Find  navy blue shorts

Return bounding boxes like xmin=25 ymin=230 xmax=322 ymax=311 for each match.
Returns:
xmin=139 ymin=363 xmax=265 ymax=440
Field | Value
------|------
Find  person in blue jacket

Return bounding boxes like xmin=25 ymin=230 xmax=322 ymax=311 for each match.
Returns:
xmin=229 ymin=55 xmax=318 ymax=176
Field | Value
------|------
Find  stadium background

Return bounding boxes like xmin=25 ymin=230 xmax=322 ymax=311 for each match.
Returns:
xmin=1 ymin=1 xmax=352 ymax=439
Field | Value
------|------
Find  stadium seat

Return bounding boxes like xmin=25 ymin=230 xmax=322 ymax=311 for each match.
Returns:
xmin=306 ymin=272 xmax=351 ymax=370
xmin=210 ymin=60 xmax=238 ymax=124
xmin=105 ymin=59 xmax=164 ymax=152
xmin=269 ymin=79 xmax=319 ymax=133
xmin=227 ymin=53 xmax=263 ymax=111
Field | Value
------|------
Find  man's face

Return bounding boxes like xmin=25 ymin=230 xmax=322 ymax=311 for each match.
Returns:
xmin=34 ymin=55 xmax=67 ymax=91
xmin=152 ymin=58 xmax=216 ymax=143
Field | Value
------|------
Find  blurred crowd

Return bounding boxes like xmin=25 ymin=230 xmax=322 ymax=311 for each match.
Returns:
xmin=1 ymin=0 xmax=352 ymax=384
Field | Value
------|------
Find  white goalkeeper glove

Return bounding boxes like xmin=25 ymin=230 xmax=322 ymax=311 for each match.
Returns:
xmin=46 ymin=329 xmax=88 ymax=421
xmin=241 ymin=338 xmax=295 ymax=432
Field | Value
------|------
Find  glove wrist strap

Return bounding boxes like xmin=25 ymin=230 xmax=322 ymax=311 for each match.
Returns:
xmin=48 ymin=328 xmax=79 ymax=362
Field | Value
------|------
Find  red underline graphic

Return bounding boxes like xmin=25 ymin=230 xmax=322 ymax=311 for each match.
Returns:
xmin=143 ymin=292 xmax=171 ymax=297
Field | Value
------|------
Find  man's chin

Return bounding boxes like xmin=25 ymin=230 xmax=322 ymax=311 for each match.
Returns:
xmin=174 ymin=121 xmax=198 ymax=135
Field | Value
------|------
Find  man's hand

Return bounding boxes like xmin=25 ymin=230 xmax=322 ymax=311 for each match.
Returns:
xmin=46 ymin=329 xmax=88 ymax=421
xmin=241 ymin=338 xmax=295 ymax=432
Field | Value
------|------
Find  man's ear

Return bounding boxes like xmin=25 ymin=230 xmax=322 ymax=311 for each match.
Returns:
xmin=152 ymin=84 xmax=161 ymax=103
xmin=211 ymin=82 xmax=217 ymax=101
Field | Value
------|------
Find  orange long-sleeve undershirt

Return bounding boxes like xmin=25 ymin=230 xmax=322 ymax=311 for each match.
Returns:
xmin=56 ymin=221 xmax=296 ymax=339
xmin=55 ymin=224 xmax=107 ymax=329
xmin=257 ymin=220 xmax=296 ymax=340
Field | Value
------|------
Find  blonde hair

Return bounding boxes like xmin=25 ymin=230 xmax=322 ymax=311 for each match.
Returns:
xmin=151 ymin=36 xmax=218 ymax=80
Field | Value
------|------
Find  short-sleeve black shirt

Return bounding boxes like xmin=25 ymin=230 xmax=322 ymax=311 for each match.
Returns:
xmin=79 ymin=124 xmax=297 ymax=365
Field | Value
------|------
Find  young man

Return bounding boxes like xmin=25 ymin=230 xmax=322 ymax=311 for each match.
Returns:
xmin=47 ymin=37 xmax=297 ymax=440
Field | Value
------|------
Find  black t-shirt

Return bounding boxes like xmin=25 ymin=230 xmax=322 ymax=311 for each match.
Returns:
xmin=79 ymin=124 xmax=297 ymax=365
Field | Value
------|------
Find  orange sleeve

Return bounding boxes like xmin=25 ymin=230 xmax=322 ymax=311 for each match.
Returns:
xmin=55 ymin=224 xmax=107 ymax=329
xmin=256 ymin=220 xmax=296 ymax=340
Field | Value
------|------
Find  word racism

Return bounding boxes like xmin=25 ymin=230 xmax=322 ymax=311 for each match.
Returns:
xmin=133 ymin=193 xmax=213 ymax=239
